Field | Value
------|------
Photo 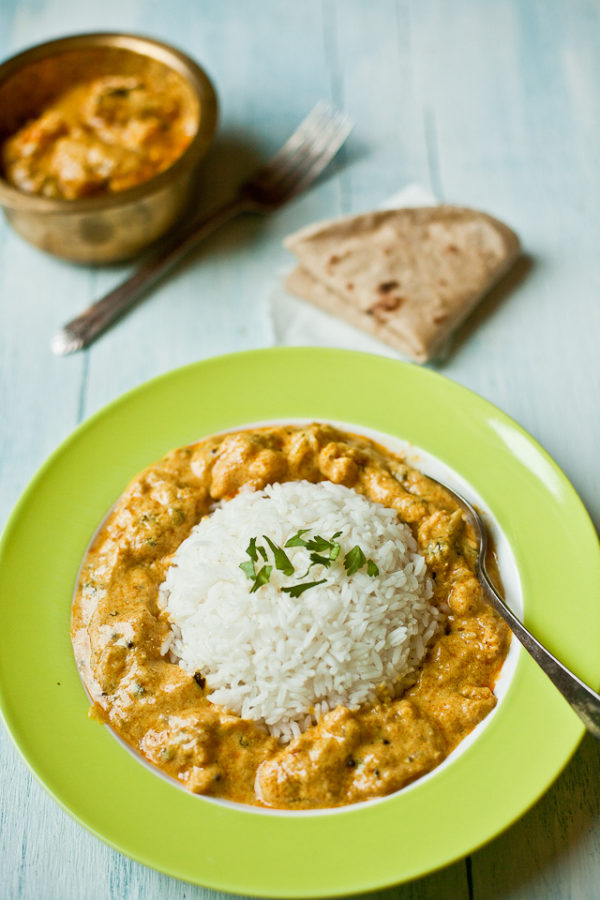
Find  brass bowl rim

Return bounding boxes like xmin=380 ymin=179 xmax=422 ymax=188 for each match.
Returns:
xmin=0 ymin=31 xmax=218 ymax=214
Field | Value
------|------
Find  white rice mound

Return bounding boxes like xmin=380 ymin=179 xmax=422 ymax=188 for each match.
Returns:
xmin=159 ymin=480 xmax=438 ymax=743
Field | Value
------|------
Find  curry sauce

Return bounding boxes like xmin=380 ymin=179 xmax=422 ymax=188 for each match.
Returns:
xmin=71 ymin=423 xmax=510 ymax=809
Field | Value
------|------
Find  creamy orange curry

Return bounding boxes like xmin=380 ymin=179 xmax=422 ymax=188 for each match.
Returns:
xmin=2 ymin=72 xmax=196 ymax=198
xmin=71 ymin=424 xmax=510 ymax=809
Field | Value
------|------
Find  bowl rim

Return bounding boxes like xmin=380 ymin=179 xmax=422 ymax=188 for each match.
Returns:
xmin=0 ymin=31 xmax=218 ymax=214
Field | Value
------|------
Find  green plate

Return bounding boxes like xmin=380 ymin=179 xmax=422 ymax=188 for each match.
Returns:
xmin=1 ymin=347 xmax=599 ymax=897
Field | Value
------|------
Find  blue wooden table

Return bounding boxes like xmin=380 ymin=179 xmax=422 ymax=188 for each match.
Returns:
xmin=1 ymin=1 xmax=599 ymax=897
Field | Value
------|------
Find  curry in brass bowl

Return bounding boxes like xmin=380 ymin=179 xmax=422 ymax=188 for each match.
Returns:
xmin=0 ymin=33 xmax=218 ymax=262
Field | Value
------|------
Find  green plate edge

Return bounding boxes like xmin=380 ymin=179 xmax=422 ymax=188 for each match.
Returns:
xmin=0 ymin=347 xmax=598 ymax=898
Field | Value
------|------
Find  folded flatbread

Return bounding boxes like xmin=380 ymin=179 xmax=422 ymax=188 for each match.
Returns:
xmin=284 ymin=206 xmax=520 ymax=362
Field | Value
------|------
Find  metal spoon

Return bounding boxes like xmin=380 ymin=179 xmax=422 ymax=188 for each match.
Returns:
xmin=428 ymin=476 xmax=600 ymax=740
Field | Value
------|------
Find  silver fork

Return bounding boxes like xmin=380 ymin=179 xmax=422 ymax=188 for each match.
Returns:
xmin=427 ymin=475 xmax=600 ymax=740
xmin=52 ymin=102 xmax=353 ymax=355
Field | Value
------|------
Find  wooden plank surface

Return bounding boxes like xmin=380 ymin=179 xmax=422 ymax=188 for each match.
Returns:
xmin=0 ymin=1 xmax=598 ymax=898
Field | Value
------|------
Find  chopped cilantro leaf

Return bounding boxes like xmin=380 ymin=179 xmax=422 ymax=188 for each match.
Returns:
xmin=239 ymin=560 xmax=256 ymax=580
xmin=305 ymin=535 xmax=331 ymax=553
xmin=263 ymin=535 xmax=295 ymax=576
xmin=367 ymin=559 xmax=379 ymax=577
xmin=305 ymin=532 xmax=342 ymax=562
xmin=285 ymin=528 xmax=310 ymax=548
xmin=282 ymin=579 xmax=327 ymax=598
xmin=249 ymin=565 xmax=272 ymax=593
xmin=309 ymin=552 xmax=333 ymax=569
xmin=344 ymin=545 xmax=366 ymax=576
xmin=242 ymin=528 xmax=376 ymax=595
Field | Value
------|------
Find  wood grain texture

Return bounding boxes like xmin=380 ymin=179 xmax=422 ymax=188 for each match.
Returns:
xmin=0 ymin=1 xmax=598 ymax=898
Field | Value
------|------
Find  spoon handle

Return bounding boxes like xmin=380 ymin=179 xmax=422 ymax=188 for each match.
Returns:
xmin=478 ymin=561 xmax=600 ymax=740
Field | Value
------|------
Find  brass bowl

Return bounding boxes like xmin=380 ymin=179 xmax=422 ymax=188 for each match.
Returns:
xmin=0 ymin=33 xmax=218 ymax=263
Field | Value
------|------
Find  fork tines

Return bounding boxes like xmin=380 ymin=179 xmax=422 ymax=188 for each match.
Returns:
xmin=249 ymin=101 xmax=353 ymax=201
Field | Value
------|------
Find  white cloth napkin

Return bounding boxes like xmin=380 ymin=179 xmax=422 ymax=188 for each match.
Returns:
xmin=268 ymin=183 xmax=438 ymax=359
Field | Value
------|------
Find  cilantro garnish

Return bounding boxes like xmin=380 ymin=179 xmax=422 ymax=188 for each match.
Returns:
xmin=263 ymin=535 xmax=295 ymax=576
xmin=344 ymin=545 xmax=366 ymax=576
xmin=285 ymin=528 xmax=310 ymax=548
xmin=239 ymin=559 xmax=256 ymax=580
xmin=306 ymin=532 xmax=341 ymax=556
xmin=344 ymin=545 xmax=379 ymax=577
xmin=245 ymin=537 xmax=258 ymax=562
xmin=249 ymin=564 xmax=272 ymax=593
xmin=305 ymin=532 xmax=342 ymax=569
xmin=282 ymin=579 xmax=327 ymax=598
xmin=309 ymin=552 xmax=333 ymax=568
xmin=241 ymin=527 xmax=379 ymax=595
xmin=240 ymin=538 xmax=275 ymax=591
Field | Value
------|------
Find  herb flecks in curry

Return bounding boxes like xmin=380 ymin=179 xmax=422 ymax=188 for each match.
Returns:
xmin=71 ymin=424 xmax=510 ymax=809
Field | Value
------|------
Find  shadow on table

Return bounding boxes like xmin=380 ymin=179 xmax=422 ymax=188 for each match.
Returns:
xmin=468 ymin=733 xmax=600 ymax=899
xmin=432 ymin=253 xmax=534 ymax=368
xmin=98 ymin=125 xmax=366 ymax=283
xmin=193 ymin=125 xmax=365 ymax=212
xmin=87 ymin=121 xmax=362 ymax=275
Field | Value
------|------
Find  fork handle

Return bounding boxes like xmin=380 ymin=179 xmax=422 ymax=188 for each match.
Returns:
xmin=479 ymin=562 xmax=600 ymax=740
xmin=51 ymin=195 xmax=249 ymax=355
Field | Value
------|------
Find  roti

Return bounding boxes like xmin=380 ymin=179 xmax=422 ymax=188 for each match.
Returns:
xmin=284 ymin=206 xmax=520 ymax=361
